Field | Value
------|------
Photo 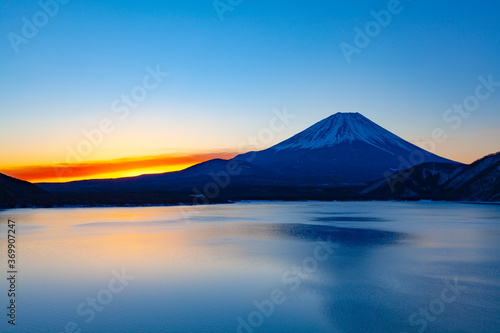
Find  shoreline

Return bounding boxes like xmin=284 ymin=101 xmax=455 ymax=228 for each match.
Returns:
xmin=1 ymin=199 xmax=499 ymax=211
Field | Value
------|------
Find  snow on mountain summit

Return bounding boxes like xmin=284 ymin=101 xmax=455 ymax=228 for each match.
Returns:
xmin=232 ymin=112 xmax=458 ymax=185
xmin=270 ymin=112 xmax=417 ymax=153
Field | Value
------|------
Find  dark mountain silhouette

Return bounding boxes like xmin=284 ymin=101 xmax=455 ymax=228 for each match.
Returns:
xmin=233 ymin=112 xmax=457 ymax=185
xmin=39 ymin=112 xmax=459 ymax=196
xmin=4 ymin=112 xmax=493 ymax=206
xmin=0 ymin=173 xmax=53 ymax=208
xmin=362 ymin=152 xmax=500 ymax=201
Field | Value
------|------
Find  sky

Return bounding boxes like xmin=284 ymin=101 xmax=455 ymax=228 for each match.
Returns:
xmin=1 ymin=0 xmax=499 ymax=182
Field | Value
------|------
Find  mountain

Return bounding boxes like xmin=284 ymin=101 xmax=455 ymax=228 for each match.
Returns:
xmin=234 ymin=112 xmax=458 ymax=185
xmin=36 ymin=112 xmax=460 ymax=205
xmin=361 ymin=163 xmax=466 ymax=200
xmin=444 ymin=152 xmax=500 ymax=200
xmin=39 ymin=158 xmax=275 ymax=194
xmin=362 ymin=152 xmax=500 ymax=201
xmin=0 ymin=172 xmax=53 ymax=208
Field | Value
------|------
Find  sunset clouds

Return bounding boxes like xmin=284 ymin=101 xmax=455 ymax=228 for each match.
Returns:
xmin=3 ymin=152 xmax=238 ymax=183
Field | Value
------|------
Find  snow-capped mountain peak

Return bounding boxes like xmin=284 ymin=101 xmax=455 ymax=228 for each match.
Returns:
xmin=270 ymin=112 xmax=416 ymax=153
xmin=232 ymin=111 xmax=458 ymax=185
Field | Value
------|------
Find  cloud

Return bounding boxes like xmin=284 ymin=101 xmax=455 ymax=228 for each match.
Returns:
xmin=2 ymin=152 xmax=238 ymax=183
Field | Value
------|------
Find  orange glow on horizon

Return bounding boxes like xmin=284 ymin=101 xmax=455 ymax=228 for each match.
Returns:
xmin=1 ymin=152 xmax=238 ymax=183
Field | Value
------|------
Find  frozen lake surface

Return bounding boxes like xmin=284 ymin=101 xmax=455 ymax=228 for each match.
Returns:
xmin=0 ymin=201 xmax=499 ymax=332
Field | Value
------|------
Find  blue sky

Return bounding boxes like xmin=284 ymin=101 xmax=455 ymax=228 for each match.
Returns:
xmin=1 ymin=0 xmax=499 ymax=181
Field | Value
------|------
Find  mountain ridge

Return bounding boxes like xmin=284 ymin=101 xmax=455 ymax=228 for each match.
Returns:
xmin=362 ymin=152 xmax=500 ymax=201
xmin=233 ymin=112 xmax=458 ymax=185
xmin=0 ymin=172 xmax=53 ymax=208
xmin=40 ymin=112 xmax=460 ymax=189
xmin=4 ymin=111 xmax=496 ymax=207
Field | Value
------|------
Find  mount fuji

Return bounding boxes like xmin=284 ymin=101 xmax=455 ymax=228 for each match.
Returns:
xmin=234 ymin=112 xmax=458 ymax=185
xmin=37 ymin=112 xmax=460 ymax=204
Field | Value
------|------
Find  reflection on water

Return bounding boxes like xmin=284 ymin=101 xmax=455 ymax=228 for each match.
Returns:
xmin=0 ymin=202 xmax=499 ymax=332
xmin=270 ymin=223 xmax=408 ymax=246
xmin=313 ymin=216 xmax=387 ymax=222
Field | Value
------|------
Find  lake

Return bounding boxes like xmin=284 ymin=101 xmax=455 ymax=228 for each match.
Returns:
xmin=0 ymin=201 xmax=499 ymax=332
